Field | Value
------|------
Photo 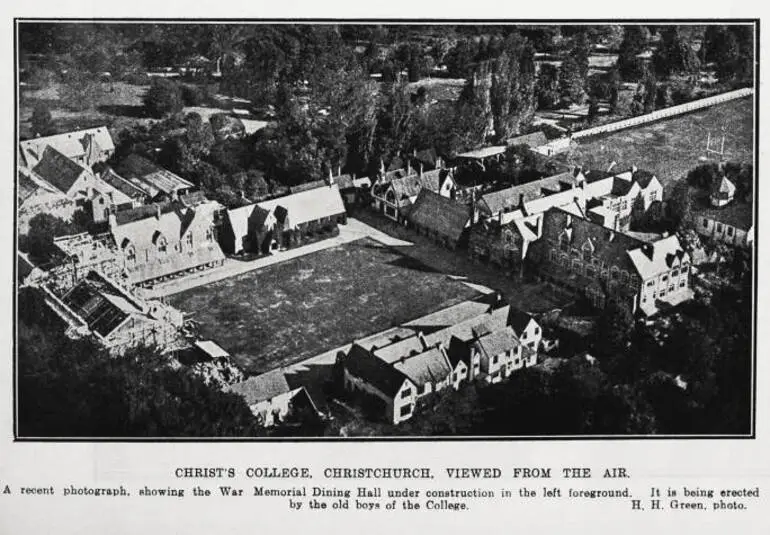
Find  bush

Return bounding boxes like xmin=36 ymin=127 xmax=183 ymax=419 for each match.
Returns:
xmin=181 ymin=84 xmax=210 ymax=106
xmin=143 ymin=78 xmax=183 ymax=118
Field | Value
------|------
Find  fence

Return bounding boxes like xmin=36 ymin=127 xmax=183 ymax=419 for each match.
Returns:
xmin=571 ymin=88 xmax=754 ymax=140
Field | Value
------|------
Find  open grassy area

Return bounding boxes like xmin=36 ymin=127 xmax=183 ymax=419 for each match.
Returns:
xmin=169 ymin=238 xmax=481 ymax=374
xmin=560 ymin=98 xmax=754 ymax=193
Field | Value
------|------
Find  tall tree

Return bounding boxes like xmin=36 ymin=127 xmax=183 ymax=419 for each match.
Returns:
xmin=30 ymin=102 xmax=55 ymax=137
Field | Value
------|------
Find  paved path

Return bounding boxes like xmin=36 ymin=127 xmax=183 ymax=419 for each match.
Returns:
xmin=143 ymin=218 xmax=414 ymax=299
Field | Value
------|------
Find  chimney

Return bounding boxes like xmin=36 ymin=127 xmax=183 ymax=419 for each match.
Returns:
xmin=380 ymin=158 xmax=385 ymax=175
xmin=608 ymin=230 xmax=615 ymax=242
xmin=108 ymin=212 xmax=117 ymax=228
xmin=413 ymin=148 xmax=418 ymax=158
xmin=518 ymin=193 xmax=525 ymax=207
xmin=337 ymin=164 xmax=342 ymax=176
xmin=328 ymin=167 xmax=334 ymax=186
xmin=573 ymin=165 xmax=582 ymax=177
xmin=631 ymin=165 xmax=638 ymax=174
xmin=156 ymin=204 xmax=162 ymax=219
xmin=436 ymin=156 xmax=443 ymax=169
xmin=419 ymin=163 xmax=424 ymax=177
xmin=607 ymin=161 xmax=617 ymax=173
xmin=417 ymin=331 xmax=427 ymax=350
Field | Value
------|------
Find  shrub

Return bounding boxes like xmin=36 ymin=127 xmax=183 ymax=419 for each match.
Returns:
xmin=143 ymin=78 xmax=183 ymax=118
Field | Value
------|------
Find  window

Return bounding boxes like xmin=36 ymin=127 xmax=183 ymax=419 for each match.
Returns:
xmin=157 ymin=237 xmax=167 ymax=254
xmin=611 ymin=267 xmax=619 ymax=280
xmin=417 ymin=384 xmax=425 ymax=395
xmin=650 ymin=190 xmax=658 ymax=202
xmin=672 ymin=269 xmax=679 ymax=277
xmin=703 ymin=218 xmax=709 ymax=227
xmin=535 ymin=327 xmax=540 ymax=335
xmin=492 ymin=355 xmax=498 ymax=365
xmin=452 ymin=372 xmax=458 ymax=382
xmin=401 ymin=388 xmax=411 ymax=399
xmin=205 ymin=228 xmax=214 ymax=242
xmin=400 ymin=405 xmax=412 ymax=417
xmin=660 ymin=289 xmax=666 ymax=297
xmin=560 ymin=240 xmax=569 ymax=252
xmin=680 ymin=280 xmax=686 ymax=287
xmin=126 ymin=246 xmax=136 ymax=263
xmin=727 ymin=226 xmax=734 ymax=236
xmin=716 ymin=223 xmax=723 ymax=232
xmin=186 ymin=233 xmax=194 ymax=248
xmin=583 ymin=249 xmax=591 ymax=261
xmin=521 ymin=331 xmax=527 ymax=340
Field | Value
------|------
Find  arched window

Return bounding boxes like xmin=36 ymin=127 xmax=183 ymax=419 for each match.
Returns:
xmin=125 ymin=246 xmax=136 ymax=263
xmin=186 ymin=233 xmax=194 ymax=249
xmin=153 ymin=231 xmax=168 ymax=254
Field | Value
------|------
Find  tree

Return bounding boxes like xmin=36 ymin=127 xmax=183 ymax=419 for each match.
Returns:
xmin=144 ymin=78 xmax=184 ymax=118
xmin=59 ymin=69 xmax=101 ymax=112
xmin=653 ymin=27 xmax=701 ymax=78
xmin=617 ymin=25 xmax=650 ymax=81
xmin=30 ymin=102 xmax=55 ymax=137
xmin=587 ymin=97 xmax=600 ymax=123
xmin=18 ymin=213 xmax=87 ymax=265
xmin=558 ymin=55 xmax=586 ymax=106
xmin=445 ymin=39 xmax=476 ymax=78
xmin=536 ymin=63 xmax=560 ymax=109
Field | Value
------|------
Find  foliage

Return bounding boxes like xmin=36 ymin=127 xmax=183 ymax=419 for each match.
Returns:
xmin=18 ymin=213 xmax=88 ymax=265
xmin=17 ymin=304 xmax=264 ymax=437
xmin=617 ymin=25 xmax=650 ymax=81
xmin=143 ymin=78 xmax=184 ymax=118
xmin=558 ymin=55 xmax=586 ymax=106
xmin=535 ymin=63 xmax=560 ymax=109
xmin=59 ymin=69 xmax=102 ymax=111
xmin=30 ymin=102 xmax=55 ymax=137
xmin=653 ymin=27 xmax=701 ymax=78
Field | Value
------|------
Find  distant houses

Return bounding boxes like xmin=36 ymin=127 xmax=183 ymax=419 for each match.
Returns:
xmin=370 ymin=160 xmax=456 ymax=222
xmin=406 ymin=189 xmax=472 ymax=249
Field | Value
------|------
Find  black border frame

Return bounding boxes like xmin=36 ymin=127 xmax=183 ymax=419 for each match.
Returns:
xmin=12 ymin=18 xmax=760 ymax=442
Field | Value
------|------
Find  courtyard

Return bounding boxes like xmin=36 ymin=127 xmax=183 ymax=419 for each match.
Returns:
xmin=169 ymin=237 xmax=481 ymax=373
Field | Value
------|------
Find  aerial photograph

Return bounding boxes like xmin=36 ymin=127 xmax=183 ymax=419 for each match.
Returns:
xmin=15 ymin=22 xmax=755 ymax=438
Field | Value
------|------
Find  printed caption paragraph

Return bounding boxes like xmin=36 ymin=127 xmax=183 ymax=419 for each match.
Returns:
xmin=1 ymin=465 xmax=761 ymax=514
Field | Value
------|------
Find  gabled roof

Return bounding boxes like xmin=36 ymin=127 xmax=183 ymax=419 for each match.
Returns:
xmin=18 ymin=172 xmax=41 ymax=204
xmin=407 ymin=189 xmax=470 ymax=243
xmin=392 ymin=346 xmax=452 ymax=387
xmin=540 ymin=207 xmax=643 ymax=274
xmin=31 ymin=146 xmax=89 ymax=194
xmin=345 ymin=344 xmax=411 ymax=397
xmin=227 ymin=369 xmax=292 ymax=405
xmin=254 ymin=184 xmax=346 ymax=229
xmin=373 ymin=335 xmax=425 ymax=364
xmin=480 ymin=171 xmax=583 ymax=215
xmin=117 ymin=155 xmax=194 ymax=197
xmin=710 ymin=176 xmax=736 ymax=199
xmin=475 ymin=326 xmax=519 ymax=358
xmin=631 ymin=169 xmax=658 ymax=189
xmin=194 ymin=340 xmax=230 ymax=359
xmin=20 ymin=126 xmax=114 ymax=166
xmin=506 ymin=131 xmax=548 ymax=148
xmin=627 ymin=235 xmax=689 ymax=280
xmin=508 ymin=309 xmax=536 ymax=335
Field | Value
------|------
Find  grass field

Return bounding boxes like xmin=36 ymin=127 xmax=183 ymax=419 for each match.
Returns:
xmin=169 ymin=238 xmax=481 ymax=374
xmin=561 ymin=98 xmax=754 ymax=193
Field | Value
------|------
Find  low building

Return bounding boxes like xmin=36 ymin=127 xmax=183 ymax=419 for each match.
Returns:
xmin=41 ymin=270 xmax=183 ymax=354
xmin=222 ymin=183 xmax=347 ymax=255
xmin=19 ymin=126 xmax=115 ymax=169
xmin=406 ymin=190 xmax=471 ymax=249
xmin=227 ymin=369 xmax=319 ymax=427
xmin=506 ymin=131 xmax=548 ymax=149
xmin=690 ymin=182 xmax=753 ymax=248
xmin=115 ymin=155 xmax=195 ymax=202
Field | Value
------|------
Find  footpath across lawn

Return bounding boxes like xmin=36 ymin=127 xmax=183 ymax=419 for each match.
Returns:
xmin=169 ymin=237 xmax=480 ymax=374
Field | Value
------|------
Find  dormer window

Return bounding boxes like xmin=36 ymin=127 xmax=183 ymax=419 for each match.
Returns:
xmin=125 ymin=246 xmax=136 ymax=263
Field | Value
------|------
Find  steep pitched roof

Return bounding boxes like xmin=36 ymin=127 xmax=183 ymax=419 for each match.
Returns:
xmin=255 ymin=184 xmax=346 ymax=229
xmin=627 ymin=235 xmax=690 ymax=280
xmin=481 ymin=171 xmax=583 ymax=215
xmin=456 ymin=146 xmax=507 ymax=160
xmin=345 ymin=344 xmax=411 ymax=397
xmin=631 ymin=169 xmax=657 ymax=189
xmin=392 ymin=346 xmax=452 ymax=387
xmin=20 ymin=126 xmax=114 ymax=166
xmin=475 ymin=326 xmax=519 ymax=358
xmin=508 ymin=309 xmax=535 ymax=334
xmin=227 ymin=369 xmax=292 ymax=404
xmin=407 ymin=189 xmax=470 ymax=243
xmin=710 ymin=176 xmax=736 ymax=199
xmin=31 ymin=146 xmax=89 ymax=194
xmin=540 ymin=207 xmax=643 ymax=274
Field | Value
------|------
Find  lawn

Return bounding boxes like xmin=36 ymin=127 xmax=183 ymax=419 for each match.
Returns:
xmin=560 ymin=98 xmax=754 ymax=194
xmin=169 ymin=238 xmax=481 ymax=374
